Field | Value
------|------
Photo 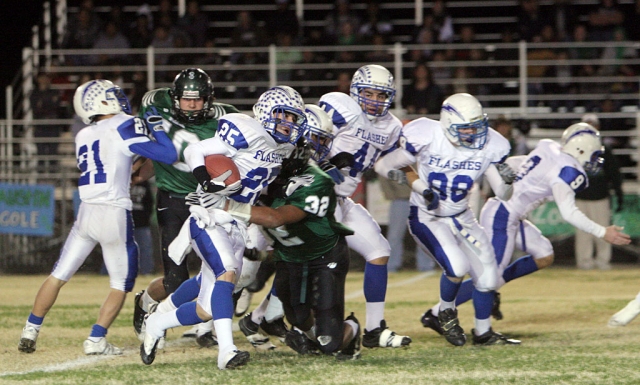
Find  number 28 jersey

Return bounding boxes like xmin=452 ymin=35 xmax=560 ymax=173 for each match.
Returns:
xmin=401 ymin=117 xmax=511 ymax=217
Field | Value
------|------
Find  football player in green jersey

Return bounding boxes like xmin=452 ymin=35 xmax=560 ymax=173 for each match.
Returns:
xmin=229 ymin=105 xmax=362 ymax=360
xmin=132 ymin=68 xmax=238 ymax=347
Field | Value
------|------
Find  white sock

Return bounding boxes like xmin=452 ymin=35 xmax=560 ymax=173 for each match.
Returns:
xmin=431 ymin=303 xmax=441 ymax=316
xmin=251 ymin=295 xmax=269 ymax=324
xmin=264 ymin=294 xmax=284 ymax=323
xmin=365 ymin=302 xmax=384 ymax=331
xmin=147 ymin=310 xmax=180 ymax=338
xmin=474 ymin=318 xmax=491 ymax=336
xmin=440 ymin=300 xmax=455 ymax=311
xmin=156 ymin=295 xmax=177 ymax=315
xmin=26 ymin=321 xmax=42 ymax=331
xmin=196 ymin=319 xmax=214 ymax=337
xmin=344 ymin=319 xmax=358 ymax=340
xmin=214 ymin=318 xmax=236 ymax=369
xmin=141 ymin=290 xmax=158 ymax=313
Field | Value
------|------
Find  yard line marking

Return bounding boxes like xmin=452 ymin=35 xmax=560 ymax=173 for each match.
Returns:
xmin=345 ymin=271 xmax=435 ymax=300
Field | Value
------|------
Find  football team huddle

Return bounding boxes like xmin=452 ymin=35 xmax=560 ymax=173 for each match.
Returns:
xmin=17 ymin=64 xmax=632 ymax=369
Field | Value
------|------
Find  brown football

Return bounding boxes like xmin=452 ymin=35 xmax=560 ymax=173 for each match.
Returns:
xmin=204 ymin=154 xmax=241 ymax=185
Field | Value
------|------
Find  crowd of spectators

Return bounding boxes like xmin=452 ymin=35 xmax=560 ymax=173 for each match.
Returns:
xmin=29 ymin=0 xmax=640 ymax=175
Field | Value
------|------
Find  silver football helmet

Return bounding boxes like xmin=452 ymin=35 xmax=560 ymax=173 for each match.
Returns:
xmin=303 ymin=104 xmax=334 ymax=162
xmin=561 ymin=122 xmax=604 ymax=173
xmin=350 ymin=64 xmax=396 ymax=119
xmin=253 ymin=85 xmax=306 ymax=144
xmin=73 ymin=79 xmax=131 ymax=124
xmin=440 ymin=93 xmax=488 ymax=149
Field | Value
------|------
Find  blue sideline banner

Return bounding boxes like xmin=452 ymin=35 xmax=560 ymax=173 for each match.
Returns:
xmin=529 ymin=195 xmax=640 ymax=238
xmin=0 ymin=183 xmax=55 ymax=236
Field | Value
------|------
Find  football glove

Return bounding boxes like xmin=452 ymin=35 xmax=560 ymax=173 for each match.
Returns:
xmin=192 ymin=166 xmax=242 ymax=196
xmin=143 ymin=106 xmax=165 ymax=132
xmin=329 ymin=152 xmax=355 ymax=169
xmin=496 ymin=162 xmax=516 ymax=185
xmin=388 ymin=170 xmax=408 ymax=185
xmin=423 ymin=188 xmax=440 ymax=211
xmin=318 ymin=160 xmax=345 ymax=184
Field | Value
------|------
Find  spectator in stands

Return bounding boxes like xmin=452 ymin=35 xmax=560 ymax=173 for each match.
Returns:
xmin=105 ymin=5 xmax=132 ymax=36
xmin=453 ymin=25 xmax=476 ymax=62
xmin=130 ymin=179 xmax=156 ymax=275
xmin=331 ymin=70 xmax=352 ymax=94
xmin=62 ymin=7 xmax=100 ymax=65
xmin=92 ymin=20 xmax=131 ymax=65
xmin=588 ymin=0 xmax=624 ymax=42
xmin=517 ymin=0 xmax=552 ymax=42
xmin=547 ymin=49 xmax=578 ymax=116
xmin=430 ymin=0 xmax=454 ymax=43
xmin=128 ymin=9 xmax=153 ymax=50
xmin=230 ymin=10 xmax=267 ymax=64
xmin=292 ymin=49 xmax=329 ymax=98
xmin=409 ymin=25 xmax=435 ymax=63
xmin=324 ymin=0 xmax=360 ymax=44
xmin=429 ymin=50 xmax=453 ymax=94
xmin=155 ymin=0 xmax=174 ymax=27
xmin=493 ymin=115 xmax=529 ymax=156
xmin=266 ymin=0 xmax=300 ymax=44
xmin=177 ymin=0 xmax=209 ymax=47
xmin=526 ymin=24 xmax=557 ymax=106
xmin=364 ymin=33 xmax=393 ymax=63
xmin=623 ymin=0 xmax=640 ymax=41
xmin=574 ymin=113 xmax=624 ymax=270
xmin=30 ymin=72 xmax=62 ymax=171
xmin=151 ymin=25 xmax=174 ymax=81
xmin=598 ymin=27 xmax=636 ymax=76
xmin=402 ymin=62 xmax=443 ymax=116
xmin=275 ymin=32 xmax=302 ymax=82
xmin=167 ymin=33 xmax=193 ymax=67
xmin=549 ymin=0 xmax=580 ymax=42
xmin=358 ymin=0 xmax=393 ymax=43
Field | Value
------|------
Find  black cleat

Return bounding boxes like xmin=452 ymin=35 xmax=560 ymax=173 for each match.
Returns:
xmin=438 ymin=308 xmax=466 ymax=346
xmin=362 ymin=319 xmax=411 ymax=348
xmin=260 ymin=317 xmax=288 ymax=343
xmin=133 ymin=291 xmax=147 ymax=340
xmin=492 ymin=292 xmax=504 ymax=320
xmin=336 ymin=312 xmax=361 ymax=361
xmin=140 ymin=335 xmax=160 ymax=365
xmin=222 ymin=350 xmax=250 ymax=369
xmin=239 ymin=313 xmax=273 ymax=349
xmin=421 ymin=309 xmax=444 ymax=335
xmin=472 ymin=328 xmax=521 ymax=346
xmin=196 ymin=331 xmax=218 ymax=348
xmin=284 ymin=329 xmax=318 ymax=355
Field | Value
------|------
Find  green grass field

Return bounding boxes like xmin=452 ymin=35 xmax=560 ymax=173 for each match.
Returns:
xmin=2 ymin=267 xmax=640 ymax=385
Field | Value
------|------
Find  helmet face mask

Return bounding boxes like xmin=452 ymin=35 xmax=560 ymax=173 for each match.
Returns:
xmin=170 ymin=68 xmax=214 ymax=124
xmin=440 ymin=93 xmax=488 ymax=150
xmin=73 ymin=79 xmax=131 ymax=125
xmin=303 ymin=104 xmax=334 ymax=162
xmin=253 ymin=86 xmax=307 ymax=145
xmin=561 ymin=122 xmax=604 ymax=173
xmin=350 ymin=64 xmax=396 ymax=119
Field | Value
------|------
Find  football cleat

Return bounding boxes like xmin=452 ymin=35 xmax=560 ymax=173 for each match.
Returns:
xmin=133 ymin=291 xmax=148 ymax=341
xmin=83 ymin=338 xmax=123 ymax=355
xmin=221 ymin=350 xmax=250 ymax=370
xmin=492 ymin=292 xmax=504 ymax=320
xmin=284 ymin=328 xmax=318 ymax=355
xmin=438 ymin=308 xmax=466 ymax=346
xmin=234 ymin=289 xmax=253 ymax=318
xmin=472 ymin=328 xmax=521 ymax=346
xmin=140 ymin=332 xmax=160 ymax=365
xmin=420 ymin=309 xmax=444 ymax=335
xmin=196 ymin=331 xmax=218 ymax=348
xmin=18 ymin=326 xmax=39 ymax=353
xmin=260 ymin=317 xmax=288 ymax=343
xmin=362 ymin=319 xmax=411 ymax=348
xmin=239 ymin=313 xmax=275 ymax=349
xmin=182 ymin=324 xmax=199 ymax=338
xmin=608 ymin=299 xmax=640 ymax=327
xmin=336 ymin=313 xmax=361 ymax=361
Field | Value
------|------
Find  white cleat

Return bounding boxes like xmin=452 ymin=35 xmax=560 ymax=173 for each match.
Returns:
xmin=608 ymin=300 xmax=640 ymax=327
xmin=83 ymin=338 xmax=123 ymax=355
xmin=18 ymin=326 xmax=39 ymax=353
xmin=235 ymin=289 xmax=253 ymax=317
xmin=219 ymin=349 xmax=250 ymax=370
xmin=140 ymin=331 xmax=160 ymax=365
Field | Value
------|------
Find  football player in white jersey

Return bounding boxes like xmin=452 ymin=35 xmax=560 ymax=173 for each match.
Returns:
xmin=317 ymin=64 xmax=411 ymax=349
xmin=139 ymin=86 xmax=305 ymax=369
xmin=18 ymin=80 xmax=177 ymax=355
xmin=375 ymin=93 xmax=520 ymax=346
xmin=419 ymin=122 xmax=630 ymax=332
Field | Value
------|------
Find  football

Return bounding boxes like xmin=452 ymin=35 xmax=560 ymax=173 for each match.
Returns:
xmin=204 ymin=154 xmax=241 ymax=186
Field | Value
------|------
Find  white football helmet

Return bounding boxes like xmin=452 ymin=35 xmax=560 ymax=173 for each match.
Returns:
xmin=440 ymin=93 xmax=488 ymax=149
xmin=561 ymin=122 xmax=604 ymax=173
xmin=350 ymin=64 xmax=396 ymax=119
xmin=303 ymin=104 xmax=334 ymax=162
xmin=73 ymin=79 xmax=131 ymax=124
xmin=253 ymin=85 xmax=306 ymax=144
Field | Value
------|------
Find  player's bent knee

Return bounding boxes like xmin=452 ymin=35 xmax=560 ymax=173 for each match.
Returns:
xmin=368 ymin=256 xmax=389 ymax=265
xmin=535 ymin=254 xmax=554 ymax=270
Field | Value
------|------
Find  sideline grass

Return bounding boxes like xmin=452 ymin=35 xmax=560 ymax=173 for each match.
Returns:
xmin=2 ymin=267 xmax=640 ymax=385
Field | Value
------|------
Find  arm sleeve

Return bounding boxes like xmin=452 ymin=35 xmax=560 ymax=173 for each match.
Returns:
xmin=553 ymin=182 xmax=606 ymax=238
xmin=373 ymin=147 xmax=416 ymax=179
xmin=129 ymin=130 xmax=177 ymax=165
xmin=485 ymin=164 xmax=513 ymax=201
xmin=183 ymin=136 xmax=235 ymax=171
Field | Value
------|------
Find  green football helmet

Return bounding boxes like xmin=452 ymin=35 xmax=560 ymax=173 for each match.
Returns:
xmin=170 ymin=68 xmax=214 ymax=124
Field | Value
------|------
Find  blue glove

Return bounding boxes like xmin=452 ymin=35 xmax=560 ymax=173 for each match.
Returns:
xmin=144 ymin=106 xmax=164 ymax=132
xmin=423 ymin=189 xmax=440 ymax=211
xmin=319 ymin=160 xmax=345 ymax=184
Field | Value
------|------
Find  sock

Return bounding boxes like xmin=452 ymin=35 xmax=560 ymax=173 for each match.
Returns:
xmin=156 ymin=294 xmax=178 ymax=314
xmin=503 ymin=255 xmax=538 ymax=283
xmin=215 ymin=318 xmax=236 ymax=369
xmin=364 ymin=262 xmax=387 ymax=331
xmin=440 ymin=273 xmax=462 ymax=303
xmin=344 ymin=319 xmax=358 ymax=341
xmin=472 ymin=289 xmax=494 ymax=320
xmin=251 ymin=292 xmax=270 ymax=324
xmin=27 ymin=313 xmax=44 ymax=329
xmin=141 ymin=290 xmax=158 ymax=313
xmin=146 ymin=309 xmax=182 ymax=339
xmin=454 ymin=279 xmax=474 ymax=307
xmin=197 ymin=319 xmax=214 ymax=337
xmin=474 ymin=318 xmax=492 ymax=336
xmin=88 ymin=324 xmax=107 ymax=342
xmin=171 ymin=276 xmax=200 ymax=307
xmin=264 ymin=289 xmax=284 ymax=323
xmin=176 ymin=302 xmax=204 ymax=326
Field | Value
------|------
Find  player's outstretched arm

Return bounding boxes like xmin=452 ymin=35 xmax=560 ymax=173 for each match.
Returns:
xmin=603 ymin=225 xmax=632 ymax=245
